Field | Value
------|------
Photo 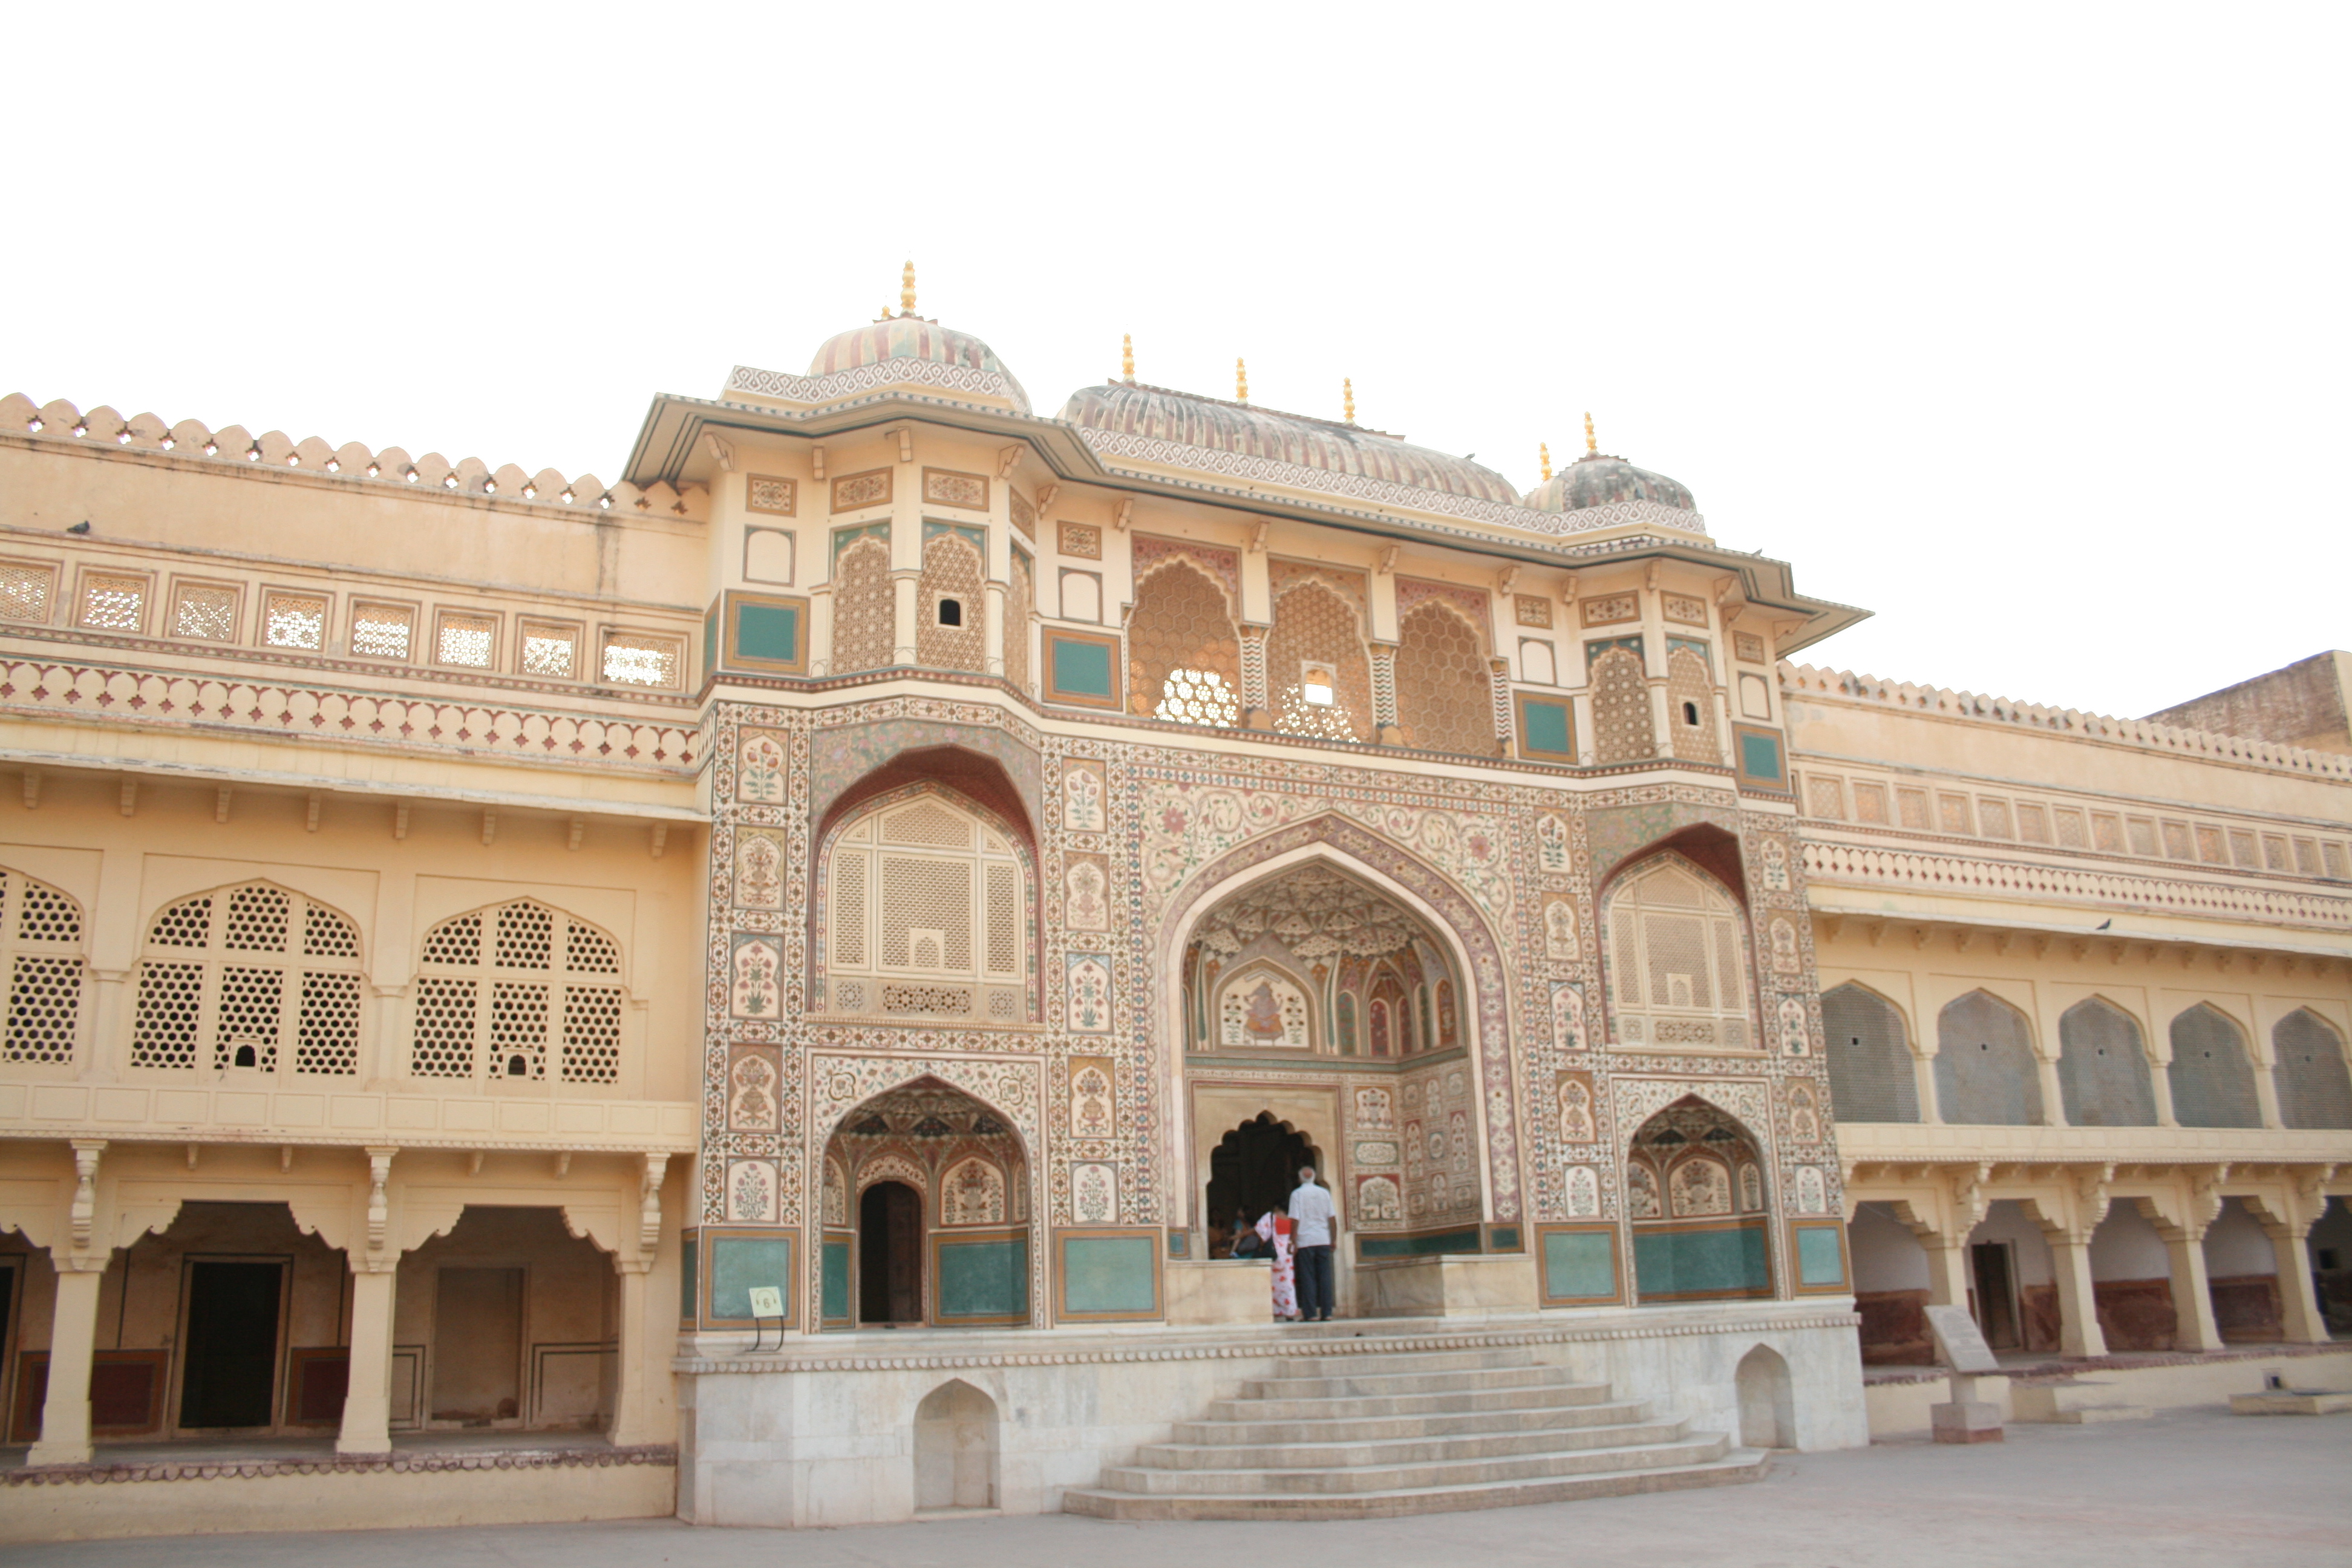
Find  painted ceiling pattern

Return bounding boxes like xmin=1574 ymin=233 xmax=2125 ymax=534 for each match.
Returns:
xmin=1192 ymin=864 xmax=1431 ymax=959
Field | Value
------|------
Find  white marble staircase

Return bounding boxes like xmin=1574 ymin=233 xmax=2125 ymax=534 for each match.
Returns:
xmin=1062 ymin=1342 xmax=1766 ymax=1520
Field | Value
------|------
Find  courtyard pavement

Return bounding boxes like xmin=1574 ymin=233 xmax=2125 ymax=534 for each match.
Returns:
xmin=2 ymin=1406 xmax=2344 ymax=1567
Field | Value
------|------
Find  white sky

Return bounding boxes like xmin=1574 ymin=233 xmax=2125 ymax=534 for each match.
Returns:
xmin=10 ymin=4 xmax=2344 ymax=720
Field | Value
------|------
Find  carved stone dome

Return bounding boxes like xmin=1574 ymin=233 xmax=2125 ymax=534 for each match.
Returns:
xmin=1521 ymin=451 xmax=1696 ymax=514
xmin=805 ymin=314 xmax=1030 ymax=414
xmin=1059 ymin=382 xmax=1522 ymax=505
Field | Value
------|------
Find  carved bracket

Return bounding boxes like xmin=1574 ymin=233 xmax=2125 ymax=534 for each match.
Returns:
xmin=641 ymin=1152 xmax=671 ymax=1253
xmin=68 ymin=1140 xmax=104 ymax=1247
xmin=365 ymin=1147 xmax=397 ymax=1252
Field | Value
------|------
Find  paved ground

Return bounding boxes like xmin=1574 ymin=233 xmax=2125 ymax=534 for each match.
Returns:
xmin=4 ymin=1407 xmax=2345 ymax=1568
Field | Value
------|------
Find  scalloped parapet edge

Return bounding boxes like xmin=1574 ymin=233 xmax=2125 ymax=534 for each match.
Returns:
xmin=0 ymin=394 xmax=707 ymax=522
xmin=1778 ymin=661 xmax=2352 ymax=782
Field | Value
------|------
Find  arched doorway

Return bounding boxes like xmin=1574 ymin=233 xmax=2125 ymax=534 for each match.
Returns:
xmin=1205 ymin=1114 xmax=1319 ymax=1252
xmin=860 ymin=1182 xmax=923 ymax=1324
xmin=1628 ymin=1096 xmax=1773 ymax=1304
xmin=822 ymin=1077 xmax=1030 ymax=1328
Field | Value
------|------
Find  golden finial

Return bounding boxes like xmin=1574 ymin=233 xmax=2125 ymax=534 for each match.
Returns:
xmin=1584 ymin=411 xmax=1596 ymax=455
xmin=900 ymin=260 xmax=916 ymax=315
xmin=1344 ymin=378 xmax=1356 ymax=425
xmin=1540 ymin=443 xmax=1552 ymax=482
xmin=1122 ymin=333 xmax=1135 ymax=384
xmin=1236 ymin=357 xmax=1249 ymax=404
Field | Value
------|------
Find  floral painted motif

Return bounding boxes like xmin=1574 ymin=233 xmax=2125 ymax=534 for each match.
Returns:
xmin=1062 ymin=761 xmax=1106 ymax=831
xmin=1558 ymin=1075 xmax=1596 ymax=1143
xmin=731 ymin=936 xmax=782 ymax=1018
xmin=941 ymin=1157 xmax=1007 ymax=1226
xmin=1536 ymin=814 xmax=1570 ymax=872
xmin=1356 ymin=1174 xmax=1401 ymax=1222
xmin=735 ymin=831 xmax=784 ymax=910
xmin=1795 ymin=1165 xmax=1828 ymax=1214
xmin=1760 ymin=837 xmax=1791 ymax=892
xmin=1669 ymin=1155 xmax=1731 ymax=1217
xmin=1064 ymin=857 xmax=1109 ymax=930
xmin=738 ymin=732 xmax=786 ymax=804
xmin=1769 ymin=916 xmax=1800 ymax=975
xmin=1789 ymin=1082 xmax=1821 ymax=1143
xmin=1779 ymin=996 xmax=1811 ymax=1056
xmin=1550 ymin=982 xmax=1587 ymax=1051
xmin=1071 ymin=1161 xmax=1117 ymax=1223
xmin=1544 ymin=898 xmax=1580 ymax=961
xmin=1738 ymin=1163 xmax=1763 ymax=1212
xmin=1070 ymin=1059 xmax=1116 ymax=1139
xmin=1565 ymin=1165 xmax=1601 ymax=1217
xmin=728 ymin=1159 xmax=776 ymax=1222
xmin=1067 ymin=954 xmax=1112 ymax=1033
xmin=730 ymin=1051 xmax=779 ymax=1129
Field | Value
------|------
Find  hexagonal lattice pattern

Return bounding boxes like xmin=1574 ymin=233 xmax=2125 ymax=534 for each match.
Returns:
xmin=411 ymin=901 xmax=632 ymax=1083
xmin=1129 ymin=562 xmax=1240 ymax=724
xmin=1394 ymin=604 xmax=1491 ymax=754
xmin=1267 ymin=581 xmax=1372 ymax=742
xmin=916 ymin=534 xmax=986 ymax=673
xmin=1590 ymin=647 xmax=1655 ymax=763
xmin=832 ymin=536 xmax=893 ymax=673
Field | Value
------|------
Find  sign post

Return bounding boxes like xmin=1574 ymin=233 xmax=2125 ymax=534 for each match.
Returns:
xmin=747 ymin=1285 xmax=786 ymax=1352
xmin=1923 ymin=1304 xmax=2007 ymax=1444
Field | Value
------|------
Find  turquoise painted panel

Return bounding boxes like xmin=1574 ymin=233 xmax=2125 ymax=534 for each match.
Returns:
xmin=1357 ymin=1227 xmax=1483 ymax=1260
xmin=1062 ymin=1236 xmax=1158 ymax=1315
xmin=1166 ymin=1231 xmax=1190 ymax=1259
xmin=1797 ymin=1226 xmax=1846 ymax=1287
xmin=736 ymin=603 xmax=800 ymax=664
xmin=938 ymin=1237 xmax=1028 ymax=1319
xmin=702 ymin=608 xmax=720 ymax=679
xmin=1488 ymin=1226 xmax=1522 ymax=1253
xmin=1633 ymin=1223 xmax=1769 ymax=1298
xmin=1523 ymin=699 xmax=1572 ymax=755
xmin=1050 ymin=636 xmax=1115 ymax=698
xmin=1740 ymin=731 xmax=1783 ymax=782
xmin=710 ymin=1236 xmax=792 ymax=1321
xmin=1543 ymin=1230 xmax=1616 ymax=1299
xmin=679 ymin=1234 xmax=698 ymax=1321
xmin=822 ymin=1238 xmax=851 ymax=1321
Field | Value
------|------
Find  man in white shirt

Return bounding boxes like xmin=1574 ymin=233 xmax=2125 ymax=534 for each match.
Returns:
xmin=1289 ymin=1166 xmax=1338 ymax=1321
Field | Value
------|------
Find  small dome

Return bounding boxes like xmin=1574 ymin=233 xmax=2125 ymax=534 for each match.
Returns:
xmin=1060 ymin=382 xmax=1521 ymax=505
xmin=806 ymin=315 xmax=1030 ymax=413
xmin=1521 ymin=450 xmax=1695 ymax=514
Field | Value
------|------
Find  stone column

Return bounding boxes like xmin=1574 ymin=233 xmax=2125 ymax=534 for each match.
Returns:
xmin=1368 ymin=644 xmax=1399 ymax=743
xmin=2163 ymin=1224 xmax=2224 ymax=1351
xmin=338 ymin=1261 xmax=399 ymax=1454
xmin=1487 ymin=656 xmax=1514 ymax=757
xmin=808 ymin=584 xmax=834 ymax=678
xmin=2045 ymin=1230 xmax=2108 ymax=1358
xmin=983 ymin=580 xmax=1007 ymax=678
xmin=890 ymin=569 xmax=920 ymax=666
xmin=609 ymin=1259 xmax=660 ymax=1446
xmin=28 ymin=1261 xmax=106 ymax=1466
xmin=1923 ymin=1233 xmax=1973 ymax=1308
xmin=1238 ymin=624 xmax=1271 ymax=731
xmin=2262 ymin=1212 xmax=2328 ymax=1345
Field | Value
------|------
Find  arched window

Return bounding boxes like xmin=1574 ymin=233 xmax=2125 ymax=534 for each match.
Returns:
xmin=1601 ymin=858 xmax=1753 ymax=1050
xmin=1589 ymin=645 xmax=1655 ymax=764
xmin=1 ymin=868 xmax=84 ymax=1065
xmin=1127 ymin=558 xmax=1240 ymax=727
xmin=1933 ymin=991 xmax=2042 ymax=1125
xmin=2167 ymin=1003 xmax=2260 ymax=1128
xmin=1667 ymin=645 xmax=1719 ymax=763
xmin=831 ymin=530 xmax=894 ymax=673
xmin=410 ymin=900 xmax=624 ymax=1083
xmin=2273 ymin=1010 xmax=2352 ymax=1129
xmin=2056 ymin=998 xmax=2157 ymax=1127
xmin=916 ymin=528 xmax=985 ymax=673
xmin=1821 ymin=982 xmax=1918 ymax=1123
xmin=132 ymin=884 xmax=363 ymax=1074
xmin=1394 ymin=603 xmax=1491 ymax=755
xmin=1267 ymin=575 xmax=1373 ymax=742
xmin=821 ymin=790 xmax=1028 ymax=1024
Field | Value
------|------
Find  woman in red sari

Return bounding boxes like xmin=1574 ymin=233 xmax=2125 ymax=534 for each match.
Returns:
xmin=1253 ymin=1200 xmax=1299 ymax=1321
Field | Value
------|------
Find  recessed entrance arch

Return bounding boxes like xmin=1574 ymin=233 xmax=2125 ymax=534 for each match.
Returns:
xmin=1154 ymin=817 xmax=1523 ymax=1241
xmin=821 ymin=1076 xmax=1031 ymax=1328
xmin=1628 ymin=1096 xmax=1772 ymax=1304
xmin=1205 ymin=1114 xmax=1321 ymax=1248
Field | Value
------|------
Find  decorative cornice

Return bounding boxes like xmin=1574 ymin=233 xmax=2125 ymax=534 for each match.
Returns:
xmin=727 ymin=361 xmax=1025 ymax=408
xmin=1077 ymin=426 xmax=1711 ymax=542
xmin=1800 ymin=840 xmax=2352 ymax=932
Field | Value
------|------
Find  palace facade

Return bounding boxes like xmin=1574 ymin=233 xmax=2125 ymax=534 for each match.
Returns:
xmin=1 ymin=284 xmax=2345 ymax=1535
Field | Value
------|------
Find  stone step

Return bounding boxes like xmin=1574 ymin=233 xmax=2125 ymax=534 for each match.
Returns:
xmin=1096 ymin=1433 xmax=1733 ymax=1497
xmin=1209 ymin=1382 xmax=1616 ymax=1423
xmin=1063 ymin=1450 xmax=1770 ymax=1521
xmin=1267 ymin=1347 xmax=1544 ymax=1378
xmin=1240 ymin=1364 xmax=1576 ymax=1400
xmin=2230 ymin=1390 xmax=2352 ymax=1416
xmin=1173 ymin=1397 xmax=1653 ymax=1448
xmin=2011 ymin=1381 xmax=2151 ymax=1423
xmin=1131 ymin=1416 xmax=1691 ymax=1472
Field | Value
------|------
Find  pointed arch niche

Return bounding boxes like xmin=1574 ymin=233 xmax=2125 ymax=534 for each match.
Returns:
xmin=1160 ymin=822 xmax=1514 ymax=1239
xmin=1628 ymin=1096 xmax=1772 ymax=1304
xmin=812 ymin=776 xmax=1037 ymax=1028
xmin=819 ymin=1076 xmax=1031 ymax=1328
xmin=1598 ymin=848 xmax=1760 ymax=1052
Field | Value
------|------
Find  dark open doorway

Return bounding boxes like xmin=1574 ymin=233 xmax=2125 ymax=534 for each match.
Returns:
xmin=1970 ymin=1241 xmax=2021 ymax=1350
xmin=1206 ymin=1114 xmax=1318 ymax=1246
xmin=860 ymin=1181 xmax=924 ymax=1325
xmin=178 ymin=1260 xmax=282 ymax=1428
